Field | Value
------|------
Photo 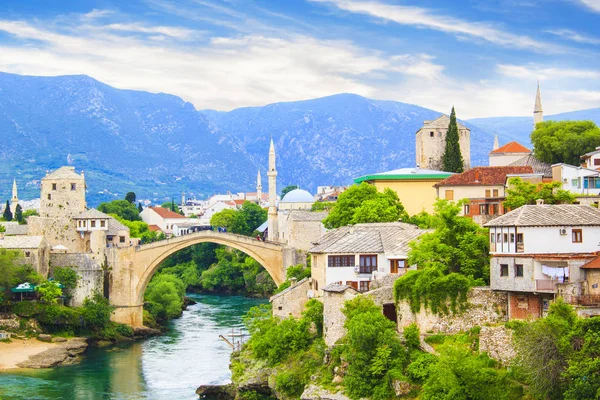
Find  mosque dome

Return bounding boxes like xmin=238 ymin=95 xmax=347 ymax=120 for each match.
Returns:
xmin=281 ymin=189 xmax=314 ymax=203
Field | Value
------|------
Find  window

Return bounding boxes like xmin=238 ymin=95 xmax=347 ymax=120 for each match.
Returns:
xmin=90 ymin=220 xmax=96 ymax=228
xmin=24 ymin=251 xmax=31 ymax=257
xmin=359 ymin=255 xmax=378 ymax=274
xmin=515 ymin=264 xmax=524 ymax=277
xmin=493 ymin=189 xmax=499 ymax=197
xmin=445 ymin=190 xmax=454 ymax=200
xmin=390 ymin=259 xmax=405 ymax=274
xmin=490 ymin=203 xmax=499 ymax=215
xmin=584 ymin=176 xmax=600 ymax=189
xmin=346 ymin=281 xmax=358 ymax=290
xmin=516 ymin=233 xmax=523 ymax=243
xmin=100 ymin=220 xmax=106 ymax=228
xmin=490 ymin=233 xmax=495 ymax=243
xmin=119 ymin=236 xmax=126 ymax=243
xmin=429 ymin=131 xmax=434 ymax=137
xmin=572 ymin=229 xmax=583 ymax=243
xmin=500 ymin=264 xmax=509 ymax=277
xmin=71 ymin=183 xmax=76 ymax=191
xmin=52 ymin=183 xmax=57 ymax=191
xmin=510 ymin=233 xmax=515 ymax=243
xmin=47 ymin=194 xmax=51 ymax=200
xmin=571 ymin=178 xmax=581 ymax=188
xmin=480 ymin=204 xmax=489 ymax=215
xmin=497 ymin=233 xmax=502 ymax=243
xmin=359 ymin=281 xmax=370 ymax=292
xmin=503 ymin=233 xmax=508 ymax=243
xmin=485 ymin=189 xmax=491 ymax=198
xmin=328 ymin=255 xmax=354 ymax=267
xmin=464 ymin=204 xmax=470 ymax=215
xmin=595 ymin=158 xmax=600 ymax=166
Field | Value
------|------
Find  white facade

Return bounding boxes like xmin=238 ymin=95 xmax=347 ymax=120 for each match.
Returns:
xmin=140 ymin=207 xmax=196 ymax=235
xmin=552 ymin=163 xmax=600 ymax=195
xmin=324 ymin=253 xmax=409 ymax=292
xmin=199 ymin=201 xmax=236 ymax=225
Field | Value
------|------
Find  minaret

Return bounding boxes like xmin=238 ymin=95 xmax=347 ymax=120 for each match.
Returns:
xmin=267 ymin=138 xmax=279 ymax=241
xmin=493 ymin=134 xmax=499 ymax=151
xmin=181 ymin=191 xmax=185 ymax=208
xmin=533 ymin=81 xmax=543 ymax=129
xmin=10 ymin=179 xmax=18 ymax=214
xmin=256 ymin=170 xmax=262 ymax=204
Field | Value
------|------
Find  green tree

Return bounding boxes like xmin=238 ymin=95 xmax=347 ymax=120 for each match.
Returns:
xmin=310 ymin=201 xmax=334 ymax=211
xmin=144 ymin=274 xmax=185 ymax=323
xmin=504 ymin=177 xmax=576 ymax=210
xmin=14 ymin=204 xmax=23 ymax=224
xmin=3 ymin=201 xmax=12 ymax=221
xmin=138 ymin=202 xmax=143 ymax=213
xmin=531 ymin=120 xmax=600 ymax=165
xmin=210 ymin=208 xmax=248 ymax=234
xmin=22 ymin=209 xmax=38 ymax=221
xmin=81 ymin=291 xmax=114 ymax=332
xmin=35 ymin=281 xmax=63 ymax=304
xmin=323 ymin=183 xmax=409 ymax=229
xmin=98 ymin=200 xmax=140 ymax=221
xmin=239 ymin=201 xmax=268 ymax=233
xmin=442 ymin=107 xmax=464 ymax=173
xmin=125 ymin=192 xmax=136 ymax=204
xmin=281 ymin=185 xmax=298 ymax=198
xmin=52 ymin=266 xmax=78 ymax=290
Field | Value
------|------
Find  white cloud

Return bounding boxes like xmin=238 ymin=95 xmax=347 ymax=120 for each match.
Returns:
xmin=497 ymin=64 xmax=600 ymax=80
xmin=578 ymin=0 xmax=600 ymax=12
xmin=103 ymin=23 xmax=200 ymax=39
xmin=311 ymin=0 xmax=562 ymax=52
xmin=546 ymin=28 xmax=600 ymax=45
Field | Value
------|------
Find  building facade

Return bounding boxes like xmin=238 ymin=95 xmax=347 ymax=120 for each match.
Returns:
xmin=415 ymin=114 xmax=471 ymax=171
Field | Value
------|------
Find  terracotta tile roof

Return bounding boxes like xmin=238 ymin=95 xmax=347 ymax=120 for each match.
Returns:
xmin=490 ymin=141 xmax=531 ymax=154
xmin=581 ymin=256 xmax=600 ymax=269
xmin=148 ymin=225 xmax=162 ymax=232
xmin=484 ymin=204 xmax=600 ymax=227
xmin=233 ymin=199 xmax=246 ymax=205
xmin=149 ymin=206 xmax=185 ymax=219
xmin=435 ymin=166 xmax=533 ymax=187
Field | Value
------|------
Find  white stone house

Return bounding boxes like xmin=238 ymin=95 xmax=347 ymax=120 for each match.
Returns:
xmin=484 ymin=204 xmax=600 ymax=319
xmin=140 ymin=206 xmax=194 ymax=236
xmin=552 ymin=163 xmax=600 ymax=195
xmin=0 ymin=235 xmax=51 ymax=278
xmin=198 ymin=200 xmax=237 ymax=226
xmin=581 ymin=146 xmax=600 ymax=170
xmin=310 ymin=222 xmax=429 ymax=294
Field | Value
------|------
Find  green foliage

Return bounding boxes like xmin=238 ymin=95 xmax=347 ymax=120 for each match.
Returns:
xmin=14 ymin=204 xmax=23 ymax=224
xmin=531 ymin=120 xmax=600 ymax=165
xmin=0 ymin=251 xmax=43 ymax=304
xmin=281 ymin=185 xmax=298 ymax=198
xmin=81 ymin=291 xmax=114 ymax=332
xmin=137 ymin=202 xmax=143 ymax=213
xmin=144 ymin=274 xmax=185 ymax=323
xmin=98 ymin=199 xmax=141 ymax=221
xmin=112 ymin=215 xmax=165 ymax=243
xmin=403 ymin=323 xmax=420 ymax=350
xmin=408 ymin=199 xmax=490 ymax=281
xmin=125 ymin=191 xmax=136 ymax=204
xmin=504 ymin=177 xmax=576 ymax=210
xmin=210 ymin=201 xmax=267 ymax=236
xmin=35 ymin=281 xmax=63 ymax=304
xmin=442 ymin=107 xmax=465 ymax=173
xmin=21 ymin=209 xmax=38 ymax=221
xmin=37 ymin=304 xmax=81 ymax=332
xmin=301 ymin=299 xmax=324 ymax=336
xmin=310 ymin=201 xmax=334 ymax=211
xmin=0 ymin=225 xmax=5 ymax=233
xmin=323 ymin=182 xmax=409 ymax=229
xmin=11 ymin=301 xmax=43 ymax=317
xmin=274 ymin=263 xmax=311 ymax=294
xmin=52 ymin=266 xmax=78 ymax=290
xmin=394 ymin=268 xmax=472 ymax=314
xmin=406 ymin=352 xmax=436 ymax=383
xmin=3 ymin=200 xmax=12 ymax=221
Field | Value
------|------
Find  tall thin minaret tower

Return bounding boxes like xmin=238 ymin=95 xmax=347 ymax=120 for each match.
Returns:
xmin=10 ymin=179 xmax=18 ymax=214
xmin=256 ymin=170 xmax=262 ymax=204
xmin=267 ymin=138 xmax=279 ymax=241
xmin=533 ymin=81 xmax=543 ymax=129
xmin=493 ymin=133 xmax=499 ymax=151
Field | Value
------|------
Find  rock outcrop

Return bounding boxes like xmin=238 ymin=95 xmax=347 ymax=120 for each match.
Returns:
xmin=301 ymin=385 xmax=351 ymax=400
xmin=196 ymin=384 xmax=236 ymax=399
xmin=17 ymin=337 xmax=88 ymax=368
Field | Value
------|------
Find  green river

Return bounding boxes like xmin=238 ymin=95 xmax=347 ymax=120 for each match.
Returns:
xmin=0 ymin=294 xmax=267 ymax=400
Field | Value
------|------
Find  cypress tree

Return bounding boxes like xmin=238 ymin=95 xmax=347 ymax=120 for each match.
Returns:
xmin=3 ymin=200 xmax=12 ymax=221
xmin=15 ymin=204 xmax=23 ymax=224
xmin=442 ymin=107 xmax=465 ymax=173
xmin=138 ymin=202 xmax=143 ymax=213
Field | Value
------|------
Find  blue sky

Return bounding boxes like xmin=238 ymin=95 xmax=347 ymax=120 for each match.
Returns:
xmin=0 ymin=0 xmax=598 ymax=118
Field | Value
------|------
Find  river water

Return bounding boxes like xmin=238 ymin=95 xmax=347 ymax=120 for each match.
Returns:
xmin=0 ymin=294 xmax=267 ymax=400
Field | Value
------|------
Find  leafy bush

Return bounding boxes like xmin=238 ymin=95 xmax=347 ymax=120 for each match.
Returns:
xmin=37 ymin=305 xmax=81 ymax=332
xmin=11 ymin=301 xmax=42 ymax=317
xmin=35 ymin=281 xmax=63 ymax=304
xmin=81 ymin=291 xmax=114 ymax=332
xmin=144 ymin=274 xmax=185 ymax=323
xmin=406 ymin=352 xmax=436 ymax=383
xmin=403 ymin=323 xmax=420 ymax=350
xmin=52 ymin=266 xmax=78 ymax=289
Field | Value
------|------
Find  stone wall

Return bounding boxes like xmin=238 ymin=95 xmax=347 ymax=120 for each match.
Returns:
xmin=50 ymin=253 xmax=104 ymax=307
xmin=397 ymin=287 xmax=508 ymax=334
xmin=28 ymin=216 xmax=85 ymax=253
xmin=271 ymin=278 xmax=314 ymax=319
xmin=479 ymin=325 xmax=516 ymax=366
xmin=323 ymin=289 xmax=358 ymax=346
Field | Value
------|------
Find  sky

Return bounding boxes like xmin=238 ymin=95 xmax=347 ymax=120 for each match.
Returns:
xmin=0 ymin=0 xmax=599 ymax=118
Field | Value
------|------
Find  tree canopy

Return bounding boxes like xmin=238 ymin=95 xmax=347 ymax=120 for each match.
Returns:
xmin=125 ymin=192 xmax=136 ymax=204
xmin=442 ymin=107 xmax=464 ymax=173
xmin=531 ymin=120 xmax=600 ymax=165
xmin=98 ymin=200 xmax=141 ymax=221
xmin=322 ymin=182 xmax=409 ymax=229
xmin=281 ymin=185 xmax=298 ymax=198
xmin=3 ymin=200 xmax=12 ymax=221
xmin=503 ymin=177 xmax=576 ymax=210
xmin=210 ymin=201 xmax=267 ymax=236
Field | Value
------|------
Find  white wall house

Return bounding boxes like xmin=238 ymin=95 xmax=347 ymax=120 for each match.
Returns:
xmin=310 ymin=223 xmax=429 ymax=293
xmin=581 ymin=146 xmax=600 ymax=170
xmin=552 ymin=163 xmax=600 ymax=195
xmin=140 ymin=206 xmax=194 ymax=236
xmin=485 ymin=204 xmax=600 ymax=319
xmin=199 ymin=200 xmax=237 ymax=226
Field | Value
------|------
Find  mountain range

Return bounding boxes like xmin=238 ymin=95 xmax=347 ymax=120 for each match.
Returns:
xmin=1 ymin=72 xmax=599 ymax=205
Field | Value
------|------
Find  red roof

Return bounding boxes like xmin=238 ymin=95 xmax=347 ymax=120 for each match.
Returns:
xmin=149 ymin=206 xmax=185 ymax=219
xmin=581 ymin=256 xmax=600 ymax=269
xmin=490 ymin=141 xmax=531 ymax=154
xmin=233 ymin=199 xmax=246 ymax=205
xmin=148 ymin=224 xmax=162 ymax=232
xmin=435 ymin=166 xmax=534 ymax=187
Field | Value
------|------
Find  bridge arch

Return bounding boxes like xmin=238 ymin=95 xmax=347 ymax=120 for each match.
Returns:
xmin=108 ymin=231 xmax=288 ymax=327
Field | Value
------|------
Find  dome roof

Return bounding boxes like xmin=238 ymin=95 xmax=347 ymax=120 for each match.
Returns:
xmin=281 ymin=189 xmax=314 ymax=203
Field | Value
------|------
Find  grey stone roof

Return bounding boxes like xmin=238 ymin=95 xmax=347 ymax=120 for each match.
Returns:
xmin=43 ymin=166 xmax=84 ymax=181
xmin=0 ymin=236 xmax=46 ymax=249
xmin=420 ymin=115 xmax=469 ymax=131
xmin=107 ymin=218 xmax=129 ymax=236
xmin=508 ymin=155 xmax=552 ymax=178
xmin=310 ymin=222 xmax=429 ymax=255
xmin=323 ymin=283 xmax=358 ymax=293
xmin=6 ymin=225 xmax=29 ymax=236
xmin=289 ymin=211 xmax=328 ymax=221
xmin=269 ymin=277 xmax=310 ymax=301
xmin=484 ymin=204 xmax=600 ymax=227
xmin=74 ymin=208 xmax=110 ymax=219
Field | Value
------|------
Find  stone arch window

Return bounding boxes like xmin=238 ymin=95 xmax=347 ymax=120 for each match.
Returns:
xmin=71 ymin=183 xmax=77 ymax=191
xmin=429 ymin=131 xmax=434 ymax=137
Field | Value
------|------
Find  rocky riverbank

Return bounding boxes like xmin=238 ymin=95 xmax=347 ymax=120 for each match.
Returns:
xmin=0 ymin=336 xmax=88 ymax=370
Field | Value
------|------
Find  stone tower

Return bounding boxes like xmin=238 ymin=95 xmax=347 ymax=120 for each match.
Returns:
xmin=39 ymin=166 xmax=86 ymax=219
xmin=267 ymin=139 xmax=279 ymax=241
xmin=533 ymin=81 xmax=543 ymax=129
xmin=10 ymin=179 xmax=18 ymax=214
xmin=415 ymin=114 xmax=471 ymax=170
xmin=256 ymin=169 xmax=262 ymax=204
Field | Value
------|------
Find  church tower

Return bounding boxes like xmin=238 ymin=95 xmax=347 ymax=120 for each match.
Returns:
xmin=256 ymin=169 xmax=262 ymax=204
xmin=267 ymin=139 xmax=279 ymax=241
xmin=533 ymin=81 xmax=543 ymax=129
xmin=10 ymin=179 xmax=18 ymax=214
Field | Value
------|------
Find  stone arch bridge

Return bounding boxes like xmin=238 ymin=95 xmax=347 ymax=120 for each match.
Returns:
xmin=106 ymin=231 xmax=294 ymax=327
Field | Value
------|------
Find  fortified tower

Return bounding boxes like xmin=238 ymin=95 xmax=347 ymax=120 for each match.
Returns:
xmin=39 ymin=166 xmax=86 ymax=219
xmin=415 ymin=114 xmax=470 ymax=171
xmin=533 ymin=81 xmax=543 ymax=129
xmin=256 ymin=169 xmax=262 ymax=204
xmin=267 ymin=139 xmax=279 ymax=241
xmin=10 ymin=179 xmax=18 ymax=214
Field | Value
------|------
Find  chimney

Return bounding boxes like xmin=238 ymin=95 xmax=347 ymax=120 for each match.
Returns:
xmin=536 ymin=199 xmax=544 ymax=205
xmin=474 ymin=171 xmax=480 ymax=182
xmin=290 ymin=277 xmax=297 ymax=287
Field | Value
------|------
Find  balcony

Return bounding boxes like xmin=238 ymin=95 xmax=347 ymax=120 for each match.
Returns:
xmin=536 ymin=279 xmax=557 ymax=292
